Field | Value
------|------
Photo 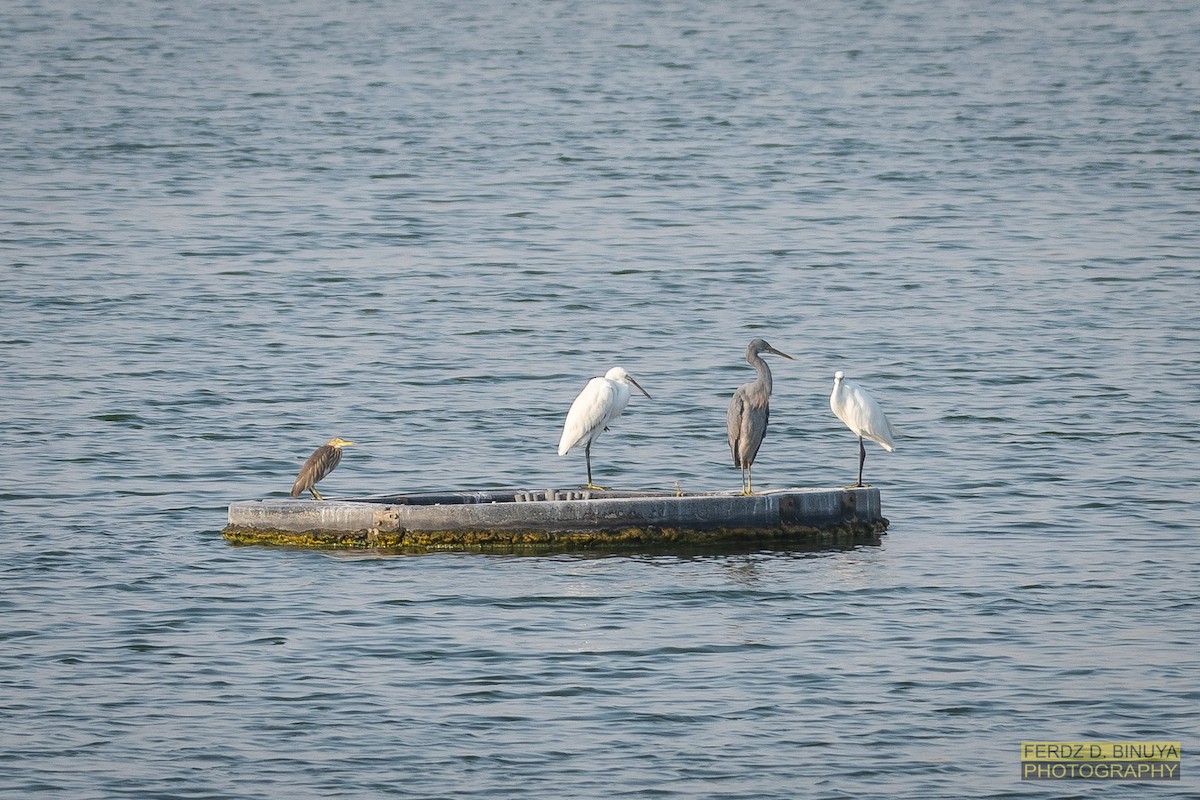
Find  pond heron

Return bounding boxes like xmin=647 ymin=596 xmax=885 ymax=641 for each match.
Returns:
xmin=290 ymin=437 xmax=355 ymax=500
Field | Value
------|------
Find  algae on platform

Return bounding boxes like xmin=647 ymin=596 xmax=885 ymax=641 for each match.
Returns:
xmin=221 ymin=518 xmax=889 ymax=553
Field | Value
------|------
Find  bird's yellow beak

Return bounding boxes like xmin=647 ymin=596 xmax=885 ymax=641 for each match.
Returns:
xmin=331 ymin=438 xmax=356 ymax=447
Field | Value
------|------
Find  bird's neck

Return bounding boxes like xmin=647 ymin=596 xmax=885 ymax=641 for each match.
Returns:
xmin=750 ymin=355 xmax=773 ymax=393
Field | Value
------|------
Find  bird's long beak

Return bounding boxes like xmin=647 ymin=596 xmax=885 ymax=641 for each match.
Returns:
xmin=767 ymin=346 xmax=795 ymax=360
xmin=628 ymin=376 xmax=652 ymax=399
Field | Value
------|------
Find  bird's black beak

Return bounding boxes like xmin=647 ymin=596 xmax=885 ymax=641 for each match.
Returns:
xmin=629 ymin=376 xmax=652 ymax=399
xmin=768 ymin=347 xmax=795 ymax=360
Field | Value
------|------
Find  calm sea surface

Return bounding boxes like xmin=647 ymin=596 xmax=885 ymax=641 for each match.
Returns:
xmin=2 ymin=0 xmax=1198 ymax=797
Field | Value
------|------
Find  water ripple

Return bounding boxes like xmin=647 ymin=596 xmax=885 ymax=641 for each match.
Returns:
xmin=3 ymin=0 xmax=1199 ymax=798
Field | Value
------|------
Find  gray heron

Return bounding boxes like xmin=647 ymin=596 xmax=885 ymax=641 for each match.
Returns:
xmin=726 ymin=339 xmax=794 ymax=495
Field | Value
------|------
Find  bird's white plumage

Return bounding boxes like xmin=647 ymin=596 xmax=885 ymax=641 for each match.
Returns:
xmin=558 ymin=367 xmax=645 ymax=456
xmin=830 ymin=370 xmax=896 ymax=451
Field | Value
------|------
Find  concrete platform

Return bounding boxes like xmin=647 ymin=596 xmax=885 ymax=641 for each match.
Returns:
xmin=222 ymin=486 xmax=889 ymax=553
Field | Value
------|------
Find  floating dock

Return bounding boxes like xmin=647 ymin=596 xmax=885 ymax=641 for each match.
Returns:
xmin=223 ymin=486 xmax=889 ymax=553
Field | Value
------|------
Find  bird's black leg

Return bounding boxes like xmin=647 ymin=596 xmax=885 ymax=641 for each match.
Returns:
xmin=585 ymin=442 xmax=593 ymax=487
xmin=582 ymin=443 xmax=607 ymax=490
xmin=856 ymin=436 xmax=866 ymax=487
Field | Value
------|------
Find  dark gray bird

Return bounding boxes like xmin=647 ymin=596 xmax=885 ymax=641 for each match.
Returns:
xmin=726 ymin=339 xmax=794 ymax=495
xmin=290 ymin=437 xmax=355 ymax=500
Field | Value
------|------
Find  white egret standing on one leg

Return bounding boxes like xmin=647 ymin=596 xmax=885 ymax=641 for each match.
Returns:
xmin=558 ymin=367 xmax=651 ymax=490
xmin=829 ymin=370 xmax=896 ymax=487
xmin=726 ymin=338 xmax=795 ymax=495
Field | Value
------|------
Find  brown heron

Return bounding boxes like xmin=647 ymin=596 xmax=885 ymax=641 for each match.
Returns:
xmin=727 ymin=338 xmax=794 ymax=495
xmin=558 ymin=367 xmax=651 ymax=490
xmin=290 ymin=437 xmax=355 ymax=500
xmin=830 ymin=370 xmax=895 ymax=487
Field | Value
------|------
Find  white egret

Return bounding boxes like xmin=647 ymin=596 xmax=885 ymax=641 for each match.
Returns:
xmin=290 ymin=437 xmax=355 ymax=500
xmin=727 ymin=338 xmax=795 ymax=495
xmin=558 ymin=367 xmax=651 ymax=490
xmin=829 ymin=370 xmax=895 ymax=487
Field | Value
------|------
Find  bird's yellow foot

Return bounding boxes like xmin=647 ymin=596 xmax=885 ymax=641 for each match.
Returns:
xmin=310 ymin=489 xmax=325 ymax=501
xmin=582 ymin=483 xmax=610 ymax=491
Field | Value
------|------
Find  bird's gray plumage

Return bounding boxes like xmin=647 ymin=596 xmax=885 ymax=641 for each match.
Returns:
xmin=727 ymin=386 xmax=769 ymax=468
xmin=726 ymin=338 xmax=794 ymax=494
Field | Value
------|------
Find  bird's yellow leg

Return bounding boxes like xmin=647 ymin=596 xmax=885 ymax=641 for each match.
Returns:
xmin=742 ymin=465 xmax=755 ymax=496
xmin=582 ymin=483 xmax=610 ymax=491
xmin=310 ymin=487 xmax=324 ymax=501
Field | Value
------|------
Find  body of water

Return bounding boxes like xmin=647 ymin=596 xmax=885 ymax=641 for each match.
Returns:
xmin=2 ymin=1 xmax=1198 ymax=797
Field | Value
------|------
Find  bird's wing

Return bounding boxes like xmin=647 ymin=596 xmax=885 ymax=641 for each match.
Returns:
xmin=847 ymin=384 xmax=896 ymax=451
xmin=740 ymin=399 xmax=769 ymax=466
xmin=726 ymin=389 xmax=748 ymax=464
xmin=727 ymin=388 xmax=770 ymax=467
xmin=558 ymin=378 xmax=618 ymax=455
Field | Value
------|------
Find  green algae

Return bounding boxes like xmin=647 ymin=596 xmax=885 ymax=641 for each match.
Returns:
xmin=221 ymin=518 xmax=889 ymax=554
